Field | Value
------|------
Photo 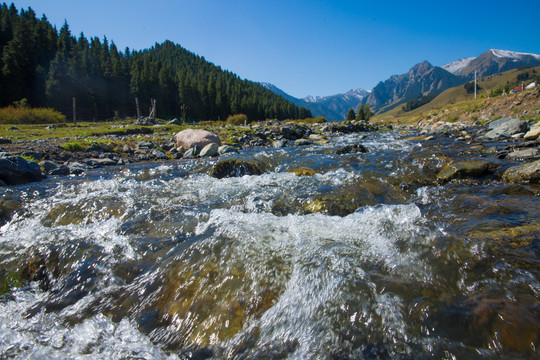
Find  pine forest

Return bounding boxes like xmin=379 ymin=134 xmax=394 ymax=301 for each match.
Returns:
xmin=0 ymin=3 xmax=312 ymax=121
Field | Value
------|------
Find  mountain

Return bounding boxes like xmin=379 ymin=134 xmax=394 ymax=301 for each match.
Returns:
xmin=366 ymin=49 xmax=540 ymax=114
xmin=365 ymin=61 xmax=463 ymax=113
xmin=442 ymin=49 xmax=540 ymax=79
xmin=262 ymin=83 xmax=369 ymax=121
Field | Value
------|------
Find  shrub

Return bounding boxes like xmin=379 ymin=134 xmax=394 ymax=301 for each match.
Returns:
xmin=0 ymin=105 xmax=66 ymax=124
xmin=227 ymin=114 xmax=249 ymax=126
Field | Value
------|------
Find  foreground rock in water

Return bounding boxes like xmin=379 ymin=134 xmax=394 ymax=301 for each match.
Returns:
xmin=210 ymin=158 xmax=266 ymax=179
xmin=503 ymin=160 xmax=540 ymax=183
xmin=0 ymin=153 xmax=44 ymax=186
xmin=175 ymin=129 xmax=221 ymax=150
xmin=437 ymin=161 xmax=497 ymax=182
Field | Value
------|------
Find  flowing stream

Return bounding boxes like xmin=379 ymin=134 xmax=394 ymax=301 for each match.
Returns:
xmin=0 ymin=131 xmax=538 ymax=359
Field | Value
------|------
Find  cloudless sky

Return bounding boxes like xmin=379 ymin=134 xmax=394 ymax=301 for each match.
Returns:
xmin=8 ymin=0 xmax=540 ymax=98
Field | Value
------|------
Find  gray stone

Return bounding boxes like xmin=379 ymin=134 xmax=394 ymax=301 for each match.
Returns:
xmin=484 ymin=118 xmax=529 ymax=139
xmin=175 ymin=129 xmax=221 ymax=150
xmin=68 ymin=162 xmax=87 ymax=175
xmin=505 ymin=148 xmax=540 ymax=161
xmin=0 ymin=155 xmax=44 ymax=185
xmin=40 ymin=160 xmax=69 ymax=176
xmin=199 ymin=143 xmax=219 ymax=157
xmin=503 ymin=160 xmax=540 ymax=183
xmin=86 ymin=158 xmax=117 ymax=167
xmin=524 ymin=122 xmax=540 ymax=140
xmin=152 ymin=150 xmax=168 ymax=160
xmin=294 ymin=139 xmax=311 ymax=146
xmin=218 ymin=145 xmax=238 ymax=155
xmin=272 ymin=140 xmax=287 ymax=148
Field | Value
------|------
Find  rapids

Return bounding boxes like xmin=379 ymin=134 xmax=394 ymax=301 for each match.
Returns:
xmin=0 ymin=131 xmax=538 ymax=359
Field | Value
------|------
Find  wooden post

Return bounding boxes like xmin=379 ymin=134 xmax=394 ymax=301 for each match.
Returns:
xmin=72 ymin=97 xmax=77 ymax=125
xmin=135 ymin=97 xmax=141 ymax=119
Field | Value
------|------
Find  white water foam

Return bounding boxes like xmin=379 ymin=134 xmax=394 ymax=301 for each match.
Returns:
xmin=0 ymin=288 xmax=178 ymax=359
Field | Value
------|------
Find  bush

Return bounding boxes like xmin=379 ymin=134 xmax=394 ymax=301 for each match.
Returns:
xmin=227 ymin=114 xmax=249 ymax=126
xmin=0 ymin=105 xmax=66 ymax=124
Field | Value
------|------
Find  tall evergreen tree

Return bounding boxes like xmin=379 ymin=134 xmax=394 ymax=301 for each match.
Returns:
xmin=346 ymin=108 xmax=355 ymax=120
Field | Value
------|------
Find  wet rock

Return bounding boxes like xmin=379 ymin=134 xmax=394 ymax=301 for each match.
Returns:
xmin=210 ymin=158 xmax=265 ymax=179
xmin=524 ymin=122 xmax=540 ymax=140
xmin=40 ymin=160 xmax=70 ymax=176
xmin=20 ymin=254 xmax=51 ymax=291
xmin=287 ymin=167 xmax=316 ymax=176
xmin=175 ymin=129 xmax=221 ymax=150
xmin=199 ymin=143 xmax=219 ymax=157
xmin=0 ymin=193 xmax=23 ymax=225
xmin=484 ymin=117 xmax=528 ymax=139
xmin=0 ymin=154 xmax=44 ymax=185
xmin=293 ymin=139 xmax=311 ymax=146
xmin=502 ymin=159 xmax=540 ymax=183
xmin=68 ymin=162 xmax=88 ymax=175
xmin=437 ymin=161 xmax=497 ymax=182
xmin=0 ymin=138 xmax=12 ymax=144
xmin=505 ymin=148 xmax=540 ymax=161
xmin=86 ymin=158 xmax=117 ymax=167
xmin=336 ymin=144 xmax=369 ymax=155
xmin=272 ymin=140 xmax=286 ymax=148
xmin=217 ymin=145 xmax=238 ymax=156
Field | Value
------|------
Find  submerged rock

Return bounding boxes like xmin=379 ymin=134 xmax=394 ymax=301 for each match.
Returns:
xmin=437 ymin=161 xmax=497 ymax=182
xmin=210 ymin=158 xmax=266 ymax=179
xmin=336 ymin=144 xmax=369 ymax=155
xmin=502 ymin=160 xmax=540 ymax=183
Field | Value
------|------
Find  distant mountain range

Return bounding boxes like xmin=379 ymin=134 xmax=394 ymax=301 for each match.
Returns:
xmin=261 ymin=83 xmax=369 ymax=121
xmin=264 ymin=49 xmax=540 ymax=120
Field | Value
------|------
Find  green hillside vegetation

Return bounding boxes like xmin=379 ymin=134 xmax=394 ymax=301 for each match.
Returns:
xmin=0 ymin=3 xmax=311 ymax=122
xmin=374 ymin=65 xmax=540 ymax=124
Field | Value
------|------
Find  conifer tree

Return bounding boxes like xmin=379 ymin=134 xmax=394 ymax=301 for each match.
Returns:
xmin=346 ymin=108 xmax=355 ymax=120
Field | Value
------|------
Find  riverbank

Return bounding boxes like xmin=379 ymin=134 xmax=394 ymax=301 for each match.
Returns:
xmin=0 ymin=120 xmax=381 ymax=185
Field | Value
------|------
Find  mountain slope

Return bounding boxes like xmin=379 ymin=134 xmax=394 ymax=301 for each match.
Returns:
xmin=262 ymin=83 xmax=369 ymax=121
xmin=366 ymin=61 xmax=463 ymax=113
xmin=457 ymin=49 xmax=540 ymax=79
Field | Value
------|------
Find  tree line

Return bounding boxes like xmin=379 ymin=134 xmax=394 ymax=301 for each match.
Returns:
xmin=345 ymin=104 xmax=373 ymax=121
xmin=0 ymin=3 xmax=312 ymax=121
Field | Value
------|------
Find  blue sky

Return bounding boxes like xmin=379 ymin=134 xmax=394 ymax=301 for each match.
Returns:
xmin=8 ymin=0 xmax=540 ymax=98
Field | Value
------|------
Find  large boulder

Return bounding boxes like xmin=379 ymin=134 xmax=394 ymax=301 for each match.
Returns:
xmin=175 ymin=129 xmax=221 ymax=150
xmin=502 ymin=160 xmax=540 ymax=183
xmin=0 ymin=154 xmax=44 ymax=185
xmin=484 ymin=117 xmax=528 ymax=139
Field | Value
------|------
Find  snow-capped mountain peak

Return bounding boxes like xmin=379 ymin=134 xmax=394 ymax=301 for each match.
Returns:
xmin=490 ymin=49 xmax=540 ymax=60
xmin=442 ymin=57 xmax=476 ymax=75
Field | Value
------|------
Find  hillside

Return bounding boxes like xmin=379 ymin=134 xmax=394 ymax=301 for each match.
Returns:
xmin=365 ymin=61 xmax=463 ymax=113
xmin=0 ymin=4 xmax=311 ymax=121
xmin=373 ymin=65 xmax=540 ymax=124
